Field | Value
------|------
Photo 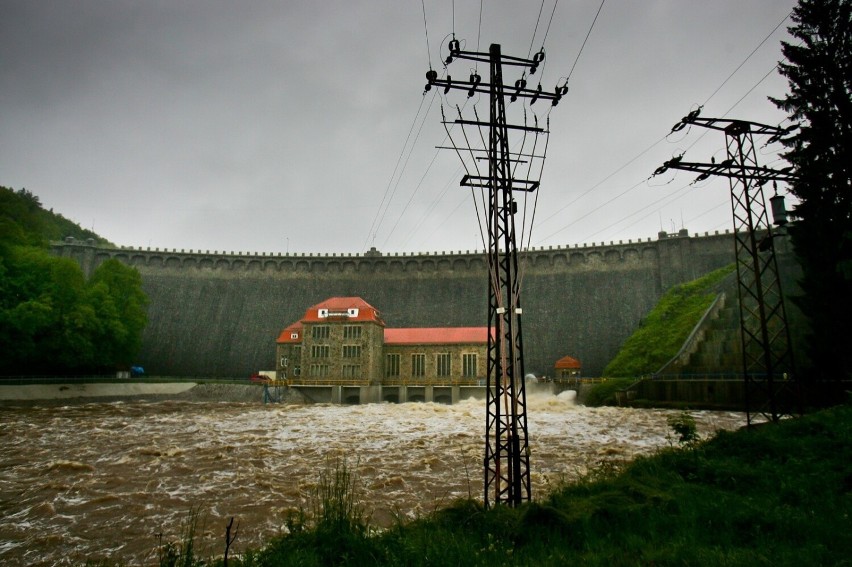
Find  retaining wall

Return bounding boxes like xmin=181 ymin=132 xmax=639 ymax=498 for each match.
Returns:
xmin=53 ymin=230 xmax=736 ymax=378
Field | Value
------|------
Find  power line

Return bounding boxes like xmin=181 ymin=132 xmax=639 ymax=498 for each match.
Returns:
xmin=528 ymin=1 xmax=546 ymax=59
xmin=536 ymin=8 xmax=790 ymax=246
xmin=421 ymin=0 xmax=432 ymax=69
xmin=702 ymin=10 xmax=791 ymax=107
xmin=565 ymin=0 xmax=605 ymax=82
xmin=540 ymin=0 xmax=561 ymax=52
xmin=366 ymin=87 xmax=440 ymax=250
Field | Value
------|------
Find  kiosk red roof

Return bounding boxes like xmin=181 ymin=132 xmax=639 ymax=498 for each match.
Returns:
xmin=554 ymin=355 xmax=582 ymax=369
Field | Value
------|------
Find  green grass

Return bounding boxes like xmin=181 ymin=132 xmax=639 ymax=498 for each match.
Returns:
xmin=582 ymin=377 xmax=635 ymax=406
xmin=603 ymin=264 xmax=735 ymax=377
xmin=214 ymin=403 xmax=851 ymax=566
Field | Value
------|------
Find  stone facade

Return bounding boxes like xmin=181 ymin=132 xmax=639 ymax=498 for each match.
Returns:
xmin=276 ymin=298 xmax=488 ymax=385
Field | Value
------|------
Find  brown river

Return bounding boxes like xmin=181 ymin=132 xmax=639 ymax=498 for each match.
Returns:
xmin=0 ymin=392 xmax=749 ymax=565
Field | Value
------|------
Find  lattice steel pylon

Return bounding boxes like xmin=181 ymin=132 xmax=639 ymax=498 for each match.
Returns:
xmin=654 ymin=108 xmax=800 ymax=425
xmin=424 ymin=41 xmax=566 ymax=506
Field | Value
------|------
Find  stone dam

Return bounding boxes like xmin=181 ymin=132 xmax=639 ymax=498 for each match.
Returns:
xmin=53 ymin=230 xmax=737 ymax=378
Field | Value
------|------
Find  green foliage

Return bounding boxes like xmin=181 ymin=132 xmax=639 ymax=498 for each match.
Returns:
xmin=770 ymin=0 xmax=852 ymax=379
xmin=0 ymin=187 xmax=146 ymax=375
xmin=666 ymin=411 xmax=700 ymax=447
xmin=603 ymin=265 xmax=735 ymax=377
xmin=583 ymin=378 xmax=634 ymax=406
xmin=244 ymin=457 xmax=378 ymax=567
xmin=0 ymin=185 xmax=110 ymax=249
xmin=157 ymin=507 xmax=206 ymax=567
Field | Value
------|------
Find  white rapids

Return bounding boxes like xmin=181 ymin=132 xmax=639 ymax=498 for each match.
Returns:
xmin=0 ymin=394 xmax=748 ymax=565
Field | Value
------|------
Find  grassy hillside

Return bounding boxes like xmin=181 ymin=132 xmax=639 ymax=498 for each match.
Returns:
xmin=0 ymin=185 xmax=111 ymax=248
xmin=602 ymin=264 xmax=735 ymax=377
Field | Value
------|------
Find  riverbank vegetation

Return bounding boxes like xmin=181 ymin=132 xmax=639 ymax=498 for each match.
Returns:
xmin=0 ymin=186 xmax=148 ymax=375
xmin=137 ymin=403 xmax=851 ymax=567
xmin=603 ymin=264 xmax=735 ymax=378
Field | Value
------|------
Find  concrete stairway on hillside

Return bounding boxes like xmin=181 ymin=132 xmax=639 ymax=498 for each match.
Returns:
xmin=655 ymin=292 xmax=743 ymax=379
xmin=679 ymin=300 xmax=742 ymax=377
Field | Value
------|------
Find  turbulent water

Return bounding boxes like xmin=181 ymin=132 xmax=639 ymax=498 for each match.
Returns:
xmin=0 ymin=393 xmax=748 ymax=565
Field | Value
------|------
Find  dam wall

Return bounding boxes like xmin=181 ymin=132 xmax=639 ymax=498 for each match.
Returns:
xmin=53 ymin=230 xmax=736 ymax=378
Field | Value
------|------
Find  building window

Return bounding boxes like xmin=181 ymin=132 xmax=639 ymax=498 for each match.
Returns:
xmin=411 ymin=354 xmax=425 ymax=377
xmin=311 ymin=345 xmax=330 ymax=358
xmin=309 ymin=364 xmax=329 ymax=377
xmin=343 ymin=325 xmax=362 ymax=339
xmin=293 ymin=366 xmax=301 ymax=377
xmin=342 ymin=345 xmax=362 ymax=358
xmin=311 ymin=326 xmax=329 ymax=339
xmin=385 ymin=354 xmax=400 ymax=377
xmin=342 ymin=364 xmax=361 ymax=378
xmin=462 ymin=353 xmax=477 ymax=377
xmin=436 ymin=353 xmax=451 ymax=377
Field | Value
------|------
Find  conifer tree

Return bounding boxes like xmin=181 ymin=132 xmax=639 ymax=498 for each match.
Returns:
xmin=772 ymin=0 xmax=852 ymax=379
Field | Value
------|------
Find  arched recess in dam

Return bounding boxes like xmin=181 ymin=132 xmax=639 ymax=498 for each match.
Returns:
xmin=54 ymin=231 xmax=738 ymax=378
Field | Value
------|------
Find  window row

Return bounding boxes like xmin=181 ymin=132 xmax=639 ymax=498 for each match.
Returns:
xmin=308 ymin=364 xmax=361 ymax=378
xmin=310 ymin=325 xmax=363 ymax=339
xmin=310 ymin=344 xmax=362 ymax=358
xmin=385 ymin=353 xmax=478 ymax=378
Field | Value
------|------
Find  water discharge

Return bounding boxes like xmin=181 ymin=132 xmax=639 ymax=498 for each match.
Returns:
xmin=0 ymin=393 xmax=748 ymax=565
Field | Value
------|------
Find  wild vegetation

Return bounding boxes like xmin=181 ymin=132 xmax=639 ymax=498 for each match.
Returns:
xmin=0 ymin=186 xmax=147 ymax=375
xmin=602 ymin=264 xmax=735 ymax=378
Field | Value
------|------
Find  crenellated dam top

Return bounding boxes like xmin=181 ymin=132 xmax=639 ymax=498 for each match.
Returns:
xmin=52 ymin=229 xmax=737 ymax=378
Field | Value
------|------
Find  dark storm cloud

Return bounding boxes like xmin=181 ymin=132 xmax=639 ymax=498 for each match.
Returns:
xmin=1 ymin=1 xmax=797 ymax=254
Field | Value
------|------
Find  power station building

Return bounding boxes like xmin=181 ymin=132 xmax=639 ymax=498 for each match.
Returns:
xmin=276 ymin=297 xmax=489 ymax=385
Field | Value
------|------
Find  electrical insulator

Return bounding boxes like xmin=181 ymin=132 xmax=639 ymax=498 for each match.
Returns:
xmin=468 ymin=72 xmax=481 ymax=97
xmin=530 ymin=83 xmax=542 ymax=105
xmin=511 ymin=78 xmax=527 ymax=102
xmin=530 ymin=50 xmax=545 ymax=74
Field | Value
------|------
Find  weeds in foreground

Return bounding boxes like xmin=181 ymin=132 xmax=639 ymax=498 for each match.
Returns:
xmin=157 ymin=506 xmax=205 ymax=567
xmin=666 ymin=410 xmax=701 ymax=447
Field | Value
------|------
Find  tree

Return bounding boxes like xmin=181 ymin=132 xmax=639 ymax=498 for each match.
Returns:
xmin=87 ymin=259 xmax=148 ymax=367
xmin=772 ymin=0 xmax=852 ymax=380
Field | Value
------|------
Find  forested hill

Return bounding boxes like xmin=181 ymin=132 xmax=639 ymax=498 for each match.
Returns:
xmin=0 ymin=186 xmax=146 ymax=376
xmin=0 ymin=186 xmax=111 ymax=248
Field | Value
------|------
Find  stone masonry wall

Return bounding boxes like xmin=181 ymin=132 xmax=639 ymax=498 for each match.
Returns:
xmin=53 ymin=230 xmax=736 ymax=378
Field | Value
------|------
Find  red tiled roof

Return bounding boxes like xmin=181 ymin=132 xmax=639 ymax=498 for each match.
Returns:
xmin=554 ymin=355 xmax=581 ymax=369
xmin=384 ymin=327 xmax=489 ymax=345
xmin=301 ymin=296 xmax=384 ymax=325
xmin=276 ymin=322 xmax=303 ymax=344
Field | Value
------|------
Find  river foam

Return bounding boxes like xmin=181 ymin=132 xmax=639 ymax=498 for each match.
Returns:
xmin=0 ymin=394 xmax=747 ymax=565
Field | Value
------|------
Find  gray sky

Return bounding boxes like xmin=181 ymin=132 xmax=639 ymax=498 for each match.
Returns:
xmin=0 ymin=1 xmax=797 ymax=255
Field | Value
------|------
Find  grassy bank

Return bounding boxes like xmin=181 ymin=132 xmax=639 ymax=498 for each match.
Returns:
xmin=146 ymin=404 xmax=851 ymax=567
xmin=603 ymin=264 xmax=735 ymax=377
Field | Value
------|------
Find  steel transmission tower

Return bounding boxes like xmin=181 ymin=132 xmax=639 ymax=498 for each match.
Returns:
xmin=654 ymin=108 xmax=800 ymax=425
xmin=424 ymin=41 xmax=566 ymax=507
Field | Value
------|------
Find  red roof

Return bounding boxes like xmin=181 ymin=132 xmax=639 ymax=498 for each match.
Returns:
xmin=276 ymin=322 xmax=303 ymax=344
xmin=301 ymin=297 xmax=384 ymax=325
xmin=384 ymin=327 xmax=489 ymax=345
xmin=554 ymin=355 xmax=581 ymax=369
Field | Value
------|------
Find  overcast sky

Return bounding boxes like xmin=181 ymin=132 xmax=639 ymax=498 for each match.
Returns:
xmin=1 ymin=1 xmax=798 ymax=256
